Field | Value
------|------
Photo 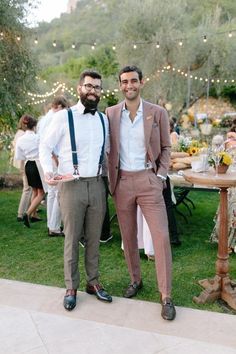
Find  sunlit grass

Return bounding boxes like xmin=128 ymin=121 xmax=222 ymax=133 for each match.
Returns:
xmin=0 ymin=188 xmax=235 ymax=314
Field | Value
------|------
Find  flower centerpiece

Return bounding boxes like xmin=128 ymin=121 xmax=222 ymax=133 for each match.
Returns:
xmin=172 ymin=136 xmax=207 ymax=156
xmin=208 ymin=150 xmax=232 ymax=174
xmin=170 ymin=136 xmax=208 ymax=170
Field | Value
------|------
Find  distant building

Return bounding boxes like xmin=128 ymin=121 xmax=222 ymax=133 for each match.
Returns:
xmin=67 ymin=0 xmax=105 ymax=13
xmin=67 ymin=0 xmax=79 ymax=13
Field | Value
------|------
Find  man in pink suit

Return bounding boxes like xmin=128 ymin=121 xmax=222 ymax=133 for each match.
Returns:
xmin=106 ymin=65 xmax=176 ymax=320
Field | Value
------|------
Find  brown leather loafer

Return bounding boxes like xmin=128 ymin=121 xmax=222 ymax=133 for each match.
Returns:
xmin=123 ymin=280 xmax=143 ymax=298
xmin=63 ymin=289 xmax=77 ymax=311
xmin=86 ymin=284 xmax=112 ymax=302
xmin=161 ymin=297 xmax=176 ymax=320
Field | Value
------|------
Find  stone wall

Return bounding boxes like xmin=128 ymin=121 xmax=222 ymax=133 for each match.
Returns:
xmin=189 ymin=97 xmax=236 ymax=120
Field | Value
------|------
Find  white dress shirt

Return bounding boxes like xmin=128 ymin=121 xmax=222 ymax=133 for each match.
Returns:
xmin=15 ymin=130 xmax=40 ymax=160
xmin=120 ymin=100 xmax=151 ymax=171
xmin=37 ymin=109 xmax=59 ymax=156
xmin=37 ymin=109 xmax=54 ymax=141
xmin=39 ymin=101 xmax=109 ymax=177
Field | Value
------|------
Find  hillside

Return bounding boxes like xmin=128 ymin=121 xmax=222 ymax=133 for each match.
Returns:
xmin=32 ymin=0 xmax=122 ymax=69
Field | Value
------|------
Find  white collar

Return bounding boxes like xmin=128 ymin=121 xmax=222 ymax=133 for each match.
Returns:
xmin=122 ymin=99 xmax=143 ymax=113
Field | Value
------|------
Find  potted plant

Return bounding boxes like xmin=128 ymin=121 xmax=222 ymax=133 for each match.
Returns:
xmin=208 ymin=150 xmax=233 ymax=174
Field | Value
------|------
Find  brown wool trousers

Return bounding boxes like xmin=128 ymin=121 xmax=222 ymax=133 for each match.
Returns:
xmin=58 ymin=176 xmax=106 ymax=290
xmin=114 ymin=169 xmax=172 ymax=296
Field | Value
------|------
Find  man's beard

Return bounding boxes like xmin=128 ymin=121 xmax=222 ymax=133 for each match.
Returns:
xmin=80 ymin=92 xmax=100 ymax=109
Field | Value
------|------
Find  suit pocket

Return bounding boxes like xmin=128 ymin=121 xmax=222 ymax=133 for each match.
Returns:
xmin=148 ymin=173 xmax=163 ymax=191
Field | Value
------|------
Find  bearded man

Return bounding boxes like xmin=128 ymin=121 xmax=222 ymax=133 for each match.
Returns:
xmin=39 ymin=70 xmax=112 ymax=311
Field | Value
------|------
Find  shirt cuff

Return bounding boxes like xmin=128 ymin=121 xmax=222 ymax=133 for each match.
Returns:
xmin=156 ymin=174 xmax=166 ymax=181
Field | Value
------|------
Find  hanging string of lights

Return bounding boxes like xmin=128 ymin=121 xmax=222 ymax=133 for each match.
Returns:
xmin=27 ymin=63 xmax=235 ymax=106
xmin=27 ymin=81 xmax=119 ymax=105
xmin=1 ymin=27 xmax=235 ymax=50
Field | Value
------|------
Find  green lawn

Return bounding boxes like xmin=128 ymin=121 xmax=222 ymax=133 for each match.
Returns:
xmin=0 ymin=187 xmax=236 ymax=315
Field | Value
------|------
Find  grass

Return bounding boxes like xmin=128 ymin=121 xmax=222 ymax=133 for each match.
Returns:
xmin=0 ymin=187 xmax=236 ymax=315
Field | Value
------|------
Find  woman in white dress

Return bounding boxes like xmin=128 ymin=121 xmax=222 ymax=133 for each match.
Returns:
xmin=12 ymin=117 xmax=32 ymax=221
xmin=15 ymin=115 xmax=45 ymax=228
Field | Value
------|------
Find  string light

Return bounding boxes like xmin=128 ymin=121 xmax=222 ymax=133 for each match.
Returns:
xmin=27 ymin=66 xmax=236 ymax=106
xmin=17 ymin=35 xmax=21 ymax=41
xmin=34 ymin=38 xmax=38 ymax=44
xmin=29 ymin=27 xmax=236 ymax=52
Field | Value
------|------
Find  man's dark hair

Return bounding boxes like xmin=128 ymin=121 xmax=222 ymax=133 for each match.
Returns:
xmin=51 ymin=95 xmax=69 ymax=109
xmin=118 ymin=65 xmax=143 ymax=82
xmin=79 ymin=70 xmax=102 ymax=84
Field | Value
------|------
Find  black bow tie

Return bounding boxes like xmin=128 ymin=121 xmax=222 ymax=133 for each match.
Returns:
xmin=83 ymin=108 xmax=97 ymax=115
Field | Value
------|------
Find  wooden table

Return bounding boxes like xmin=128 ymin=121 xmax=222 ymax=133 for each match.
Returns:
xmin=183 ymin=168 xmax=236 ymax=310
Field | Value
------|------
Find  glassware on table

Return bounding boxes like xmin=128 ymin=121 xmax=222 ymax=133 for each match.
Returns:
xmin=212 ymin=145 xmax=224 ymax=177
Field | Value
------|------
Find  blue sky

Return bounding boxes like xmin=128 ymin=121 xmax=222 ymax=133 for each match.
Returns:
xmin=28 ymin=0 xmax=68 ymax=26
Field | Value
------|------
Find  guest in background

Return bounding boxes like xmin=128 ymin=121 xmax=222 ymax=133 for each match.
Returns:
xmin=100 ymin=178 xmax=113 ymax=243
xmin=12 ymin=116 xmax=32 ymax=221
xmin=38 ymin=96 xmax=69 ymax=237
xmin=15 ymin=115 xmax=45 ymax=228
xmin=169 ymin=118 xmax=179 ymax=145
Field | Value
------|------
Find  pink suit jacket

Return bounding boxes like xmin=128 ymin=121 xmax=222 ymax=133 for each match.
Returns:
xmin=106 ymin=100 xmax=171 ymax=195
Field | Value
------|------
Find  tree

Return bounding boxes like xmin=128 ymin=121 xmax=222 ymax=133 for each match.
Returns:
xmin=0 ymin=0 xmax=38 ymax=129
xmin=116 ymin=0 xmax=236 ymax=114
xmin=29 ymin=0 xmax=236 ymax=114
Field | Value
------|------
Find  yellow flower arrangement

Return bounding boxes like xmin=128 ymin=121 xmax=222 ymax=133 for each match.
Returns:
xmin=208 ymin=151 xmax=233 ymax=167
xmin=172 ymin=137 xmax=208 ymax=156
xmin=187 ymin=140 xmax=207 ymax=156
xmin=188 ymin=146 xmax=199 ymax=156
xmin=220 ymin=151 xmax=233 ymax=166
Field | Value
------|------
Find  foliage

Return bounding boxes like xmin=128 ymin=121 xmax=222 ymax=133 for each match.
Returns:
xmin=221 ymin=85 xmax=236 ymax=104
xmin=0 ymin=0 xmax=39 ymax=129
xmin=219 ymin=115 xmax=234 ymax=128
xmin=2 ymin=0 xmax=236 ymax=128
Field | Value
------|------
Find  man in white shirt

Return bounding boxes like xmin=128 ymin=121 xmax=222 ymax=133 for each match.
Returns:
xmin=40 ymin=70 xmax=112 ymax=311
xmin=38 ymin=96 xmax=69 ymax=237
xmin=106 ymin=65 xmax=176 ymax=321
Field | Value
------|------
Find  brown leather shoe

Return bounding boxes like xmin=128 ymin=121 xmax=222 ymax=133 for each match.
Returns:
xmin=63 ymin=289 xmax=77 ymax=311
xmin=161 ymin=297 xmax=176 ymax=320
xmin=123 ymin=280 xmax=143 ymax=298
xmin=86 ymin=284 xmax=112 ymax=302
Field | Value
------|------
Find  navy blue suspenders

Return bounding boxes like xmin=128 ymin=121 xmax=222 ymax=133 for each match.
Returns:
xmin=67 ymin=108 xmax=105 ymax=178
